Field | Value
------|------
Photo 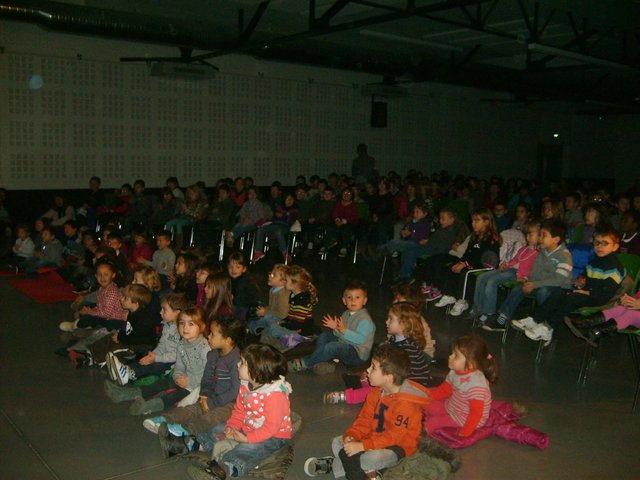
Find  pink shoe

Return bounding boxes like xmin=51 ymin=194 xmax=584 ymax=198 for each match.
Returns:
xmin=252 ymin=251 xmax=265 ymax=263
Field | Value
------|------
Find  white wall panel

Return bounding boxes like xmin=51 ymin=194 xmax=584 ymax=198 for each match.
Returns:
xmin=1 ymin=21 xmax=637 ymax=191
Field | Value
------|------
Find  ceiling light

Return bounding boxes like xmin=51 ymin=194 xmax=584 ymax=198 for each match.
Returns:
xmin=360 ymin=30 xmax=463 ymax=53
xmin=528 ymin=43 xmax=631 ymax=70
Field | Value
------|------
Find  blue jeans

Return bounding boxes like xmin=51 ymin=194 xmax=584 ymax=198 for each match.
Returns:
xmin=384 ymin=239 xmax=420 ymax=254
xmin=230 ymin=223 xmax=256 ymax=240
xmin=331 ymin=435 xmax=399 ymax=479
xmin=398 ymin=245 xmax=439 ymax=278
xmin=302 ymin=332 xmax=365 ymax=368
xmin=254 ymin=223 xmax=289 ymax=254
xmin=165 ymin=217 xmax=193 ymax=234
xmin=472 ymin=268 xmax=516 ymax=315
xmin=197 ymin=423 xmax=289 ymax=477
xmin=497 ymin=285 xmax=559 ymax=320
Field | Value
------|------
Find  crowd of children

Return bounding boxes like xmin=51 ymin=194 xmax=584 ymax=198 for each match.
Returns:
xmin=1 ymin=169 xmax=639 ymax=480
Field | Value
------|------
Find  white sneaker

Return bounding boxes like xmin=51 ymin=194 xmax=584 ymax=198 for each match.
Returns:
xmin=59 ymin=319 xmax=79 ymax=332
xmin=525 ymin=323 xmax=553 ymax=346
xmin=449 ymin=299 xmax=469 ymax=317
xmin=511 ymin=316 xmax=537 ymax=332
xmin=108 ymin=353 xmax=130 ymax=386
xmin=142 ymin=416 xmax=167 ymax=434
xmin=435 ymin=295 xmax=456 ymax=308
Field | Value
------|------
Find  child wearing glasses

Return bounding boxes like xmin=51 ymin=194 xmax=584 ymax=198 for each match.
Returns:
xmin=513 ymin=223 xmax=624 ymax=345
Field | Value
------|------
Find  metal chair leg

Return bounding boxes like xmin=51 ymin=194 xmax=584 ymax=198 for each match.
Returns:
xmin=351 ymin=238 xmax=358 ymax=264
xmin=379 ymin=255 xmax=388 ymax=286
xmin=629 ymin=335 xmax=640 ymax=413
xmin=218 ymin=230 xmax=225 ymax=262
xmin=535 ymin=340 xmax=544 ymax=363
xmin=501 ymin=321 xmax=509 ymax=344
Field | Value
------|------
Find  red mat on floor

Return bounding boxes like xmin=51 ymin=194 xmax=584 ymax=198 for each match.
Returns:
xmin=10 ymin=271 xmax=76 ymax=303
xmin=0 ymin=271 xmax=24 ymax=278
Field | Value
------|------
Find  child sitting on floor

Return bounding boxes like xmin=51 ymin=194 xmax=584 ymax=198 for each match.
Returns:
xmin=204 ymin=272 xmax=235 ymax=322
xmin=104 ymin=307 xmax=210 ymax=415
xmin=323 ymin=302 xmax=432 ymax=405
xmin=19 ymin=226 xmax=63 ymax=274
xmin=142 ymin=230 xmax=175 ymax=290
xmin=196 ymin=262 xmax=223 ymax=308
xmin=425 ymin=334 xmax=497 ymax=438
xmin=145 ymin=315 xmax=245 ymax=444
xmin=248 ymin=264 xmax=290 ymax=335
xmin=227 ymin=252 xmax=259 ymax=322
xmin=289 ymin=280 xmax=374 ymax=375
xmin=262 ymin=265 xmax=318 ymax=339
xmin=304 ymin=344 xmax=430 ymax=479
xmin=4 ymin=223 xmax=34 ymax=269
xmin=106 ymin=292 xmax=190 ymax=385
xmin=59 ymin=260 xmax=126 ymax=333
xmin=186 ymin=344 xmax=292 ymax=480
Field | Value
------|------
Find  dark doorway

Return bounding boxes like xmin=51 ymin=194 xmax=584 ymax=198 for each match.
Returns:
xmin=536 ymin=143 xmax=563 ymax=183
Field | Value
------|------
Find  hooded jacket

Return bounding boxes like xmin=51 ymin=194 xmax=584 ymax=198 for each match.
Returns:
xmin=345 ymin=379 xmax=431 ymax=458
xmin=226 ymin=376 xmax=293 ymax=443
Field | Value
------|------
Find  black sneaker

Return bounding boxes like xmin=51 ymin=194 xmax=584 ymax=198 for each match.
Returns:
xmin=304 ymin=456 xmax=334 ymax=476
xmin=482 ymin=316 xmax=506 ymax=332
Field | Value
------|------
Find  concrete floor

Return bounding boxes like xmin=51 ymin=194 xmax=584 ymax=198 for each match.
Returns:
xmin=2 ymin=254 xmax=640 ymax=480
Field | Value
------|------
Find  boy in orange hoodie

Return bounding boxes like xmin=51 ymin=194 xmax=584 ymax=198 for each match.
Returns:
xmin=304 ymin=344 xmax=431 ymax=480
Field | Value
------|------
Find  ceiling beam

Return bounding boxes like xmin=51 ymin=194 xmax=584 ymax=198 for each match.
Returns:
xmin=237 ymin=1 xmax=270 ymax=44
xmin=189 ymin=0 xmax=494 ymax=62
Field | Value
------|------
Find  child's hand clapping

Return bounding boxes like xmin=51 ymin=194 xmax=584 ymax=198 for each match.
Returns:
xmin=174 ymin=375 xmax=188 ymax=388
xmin=255 ymin=306 xmax=266 ymax=317
xmin=322 ymin=314 xmax=345 ymax=333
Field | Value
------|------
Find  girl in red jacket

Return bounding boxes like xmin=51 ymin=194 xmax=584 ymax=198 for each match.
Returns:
xmin=192 ymin=344 xmax=292 ymax=479
xmin=425 ymin=334 xmax=498 ymax=438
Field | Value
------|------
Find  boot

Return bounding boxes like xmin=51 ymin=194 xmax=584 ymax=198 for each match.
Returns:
xmin=419 ymin=435 xmax=462 ymax=473
xmin=585 ymin=319 xmax=618 ymax=347
xmin=103 ymin=380 xmax=141 ymax=403
xmin=564 ymin=312 xmax=606 ymax=342
xmin=129 ymin=396 xmax=165 ymax=415
xmin=565 ymin=312 xmax=606 ymax=332
xmin=158 ymin=423 xmax=197 ymax=458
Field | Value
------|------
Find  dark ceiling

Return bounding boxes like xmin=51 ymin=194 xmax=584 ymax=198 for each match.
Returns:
xmin=2 ymin=0 xmax=640 ymax=113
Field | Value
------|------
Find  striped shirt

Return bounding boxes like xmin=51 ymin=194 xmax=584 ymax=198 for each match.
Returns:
xmin=287 ymin=291 xmax=313 ymax=325
xmin=389 ymin=336 xmax=431 ymax=387
xmin=444 ymin=369 xmax=491 ymax=429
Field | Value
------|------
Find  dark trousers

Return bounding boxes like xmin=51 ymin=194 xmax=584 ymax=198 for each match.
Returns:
xmin=533 ymin=289 xmax=600 ymax=329
xmin=139 ymin=377 xmax=190 ymax=408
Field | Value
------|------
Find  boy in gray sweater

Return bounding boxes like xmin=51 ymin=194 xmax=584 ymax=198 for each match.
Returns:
xmin=289 ymin=280 xmax=375 ymax=375
xmin=482 ymin=219 xmax=572 ymax=332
